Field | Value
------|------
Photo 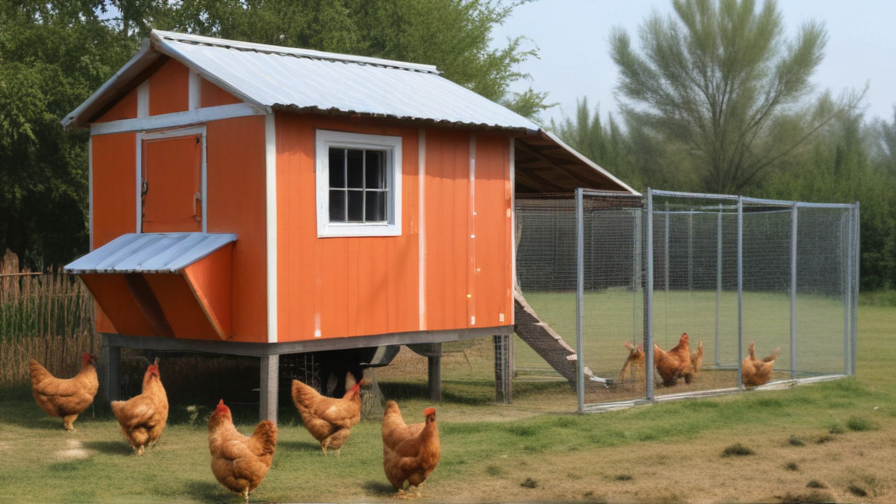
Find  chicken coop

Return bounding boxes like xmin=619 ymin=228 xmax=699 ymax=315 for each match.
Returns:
xmin=515 ymin=189 xmax=860 ymax=412
xmin=61 ymin=30 xmax=636 ymax=422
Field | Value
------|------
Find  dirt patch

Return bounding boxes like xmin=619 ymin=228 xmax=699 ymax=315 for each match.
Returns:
xmin=56 ymin=439 xmax=91 ymax=460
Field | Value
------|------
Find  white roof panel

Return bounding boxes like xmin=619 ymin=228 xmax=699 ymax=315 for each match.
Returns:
xmin=151 ymin=30 xmax=538 ymax=131
xmin=64 ymin=233 xmax=237 ymax=274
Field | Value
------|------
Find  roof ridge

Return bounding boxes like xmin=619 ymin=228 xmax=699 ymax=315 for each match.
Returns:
xmin=151 ymin=30 xmax=440 ymax=74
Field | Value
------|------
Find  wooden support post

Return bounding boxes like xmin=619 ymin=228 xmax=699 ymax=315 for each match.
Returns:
xmin=259 ymin=353 xmax=279 ymax=424
xmin=427 ymin=343 xmax=442 ymax=403
xmin=101 ymin=333 xmax=121 ymax=402
xmin=493 ymin=334 xmax=512 ymax=403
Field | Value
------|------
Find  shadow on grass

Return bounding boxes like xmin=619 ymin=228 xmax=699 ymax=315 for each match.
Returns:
xmin=84 ymin=440 xmax=134 ymax=456
xmin=275 ymin=440 xmax=321 ymax=453
xmin=362 ymin=480 xmax=396 ymax=497
xmin=182 ymin=480 xmax=229 ymax=504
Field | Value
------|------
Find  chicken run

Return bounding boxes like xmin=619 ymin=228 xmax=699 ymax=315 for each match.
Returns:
xmin=515 ymin=188 xmax=860 ymax=412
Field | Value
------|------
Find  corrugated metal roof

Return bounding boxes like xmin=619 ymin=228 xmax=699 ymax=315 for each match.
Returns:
xmin=64 ymin=233 xmax=236 ymax=274
xmin=142 ymin=30 xmax=538 ymax=132
xmin=61 ymin=30 xmax=638 ymax=195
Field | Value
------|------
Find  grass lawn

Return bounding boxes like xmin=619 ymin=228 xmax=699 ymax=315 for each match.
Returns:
xmin=2 ymin=304 xmax=895 ymax=503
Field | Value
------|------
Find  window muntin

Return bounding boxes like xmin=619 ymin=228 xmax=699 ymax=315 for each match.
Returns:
xmin=316 ymin=130 xmax=402 ymax=237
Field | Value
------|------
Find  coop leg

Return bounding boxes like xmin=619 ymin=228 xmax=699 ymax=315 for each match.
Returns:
xmin=102 ymin=333 xmax=121 ymax=402
xmin=493 ymin=334 xmax=513 ymax=404
xmin=427 ymin=343 xmax=442 ymax=402
xmin=259 ymin=353 xmax=279 ymax=424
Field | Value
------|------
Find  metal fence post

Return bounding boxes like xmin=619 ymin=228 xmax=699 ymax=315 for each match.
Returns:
xmin=790 ymin=203 xmax=798 ymax=380
xmin=575 ymin=188 xmax=585 ymax=413
xmin=852 ymin=202 xmax=860 ymax=375
xmin=716 ymin=204 xmax=722 ymax=368
xmin=644 ymin=188 xmax=655 ymax=401
xmin=737 ymin=196 xmax=744 ymax=389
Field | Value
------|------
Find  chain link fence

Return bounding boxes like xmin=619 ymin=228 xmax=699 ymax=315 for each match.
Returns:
xmin=515 ymin=189 xmax=859 ymax=412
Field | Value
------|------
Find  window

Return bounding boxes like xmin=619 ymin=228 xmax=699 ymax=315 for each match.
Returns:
xmin=316 ymin=130 xmax=402 ymax=237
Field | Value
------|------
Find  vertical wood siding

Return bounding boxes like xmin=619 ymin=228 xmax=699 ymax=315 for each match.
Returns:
xmin=206 ymin=116 xmax=268 ymax=342
xmin=200 ymin=78 xmax=243 ymax=108
xmin=275 ymin=115 xmax=421 ymax=342
xmin=148 ymin=59 xmax=190 ymax=116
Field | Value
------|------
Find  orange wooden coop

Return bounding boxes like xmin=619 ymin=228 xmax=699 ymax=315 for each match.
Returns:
xmin=63 ymin=30 xmax=635 ymax=422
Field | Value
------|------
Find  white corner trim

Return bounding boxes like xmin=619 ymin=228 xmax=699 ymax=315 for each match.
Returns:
xmin=265 ymin=113 xmax=278 ymax=343
xmin=418 ymin=128 xmax=427 ymax=331
xmin=137 ymin=81 xmax=149 ymax=118
xmin=510 ymin=137 xmax=517 ymax=294
xmin=90 ymin=103 xmax=267 ymax=136
xmin=468 ymin=133 xmax=476 ymax=326
xmin=188 ymin=70 xmax=201 ymax=111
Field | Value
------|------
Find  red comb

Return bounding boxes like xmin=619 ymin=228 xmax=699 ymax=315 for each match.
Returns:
xmin=423 ymin=407 xmax=436 ymax=417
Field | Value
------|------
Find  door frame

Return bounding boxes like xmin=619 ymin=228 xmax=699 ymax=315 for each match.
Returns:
xmin=136 ymin=126 xmax=208 ymax=233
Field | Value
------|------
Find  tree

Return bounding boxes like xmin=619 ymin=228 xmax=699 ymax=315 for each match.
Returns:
xmin=0 ymin=1 xmax=138 ymax=268
xmin=551 ymin=98 xmax=641 ymax=188
xmin=162 ymin=0 xmax=550 ymax=119
xmin=609 ymin=0 xmax=858 ymax=193
xmin=0 ymin=0 xmax=547 ymax=268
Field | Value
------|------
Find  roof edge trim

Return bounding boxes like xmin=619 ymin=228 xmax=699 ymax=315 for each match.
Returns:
xmin=61 ymin=39 xmax=157 ymax=131
xmin=539 ymin=130 xmax=641 ymax=195
xmin=151 ymin=30 xmax=440 ymax=74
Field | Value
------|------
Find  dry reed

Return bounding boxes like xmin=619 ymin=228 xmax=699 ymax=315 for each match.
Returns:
xmin=0 ymin=250 xmax=98 ymax=387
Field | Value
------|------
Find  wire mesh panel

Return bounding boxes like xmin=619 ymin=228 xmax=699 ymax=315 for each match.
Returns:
xmin=649 ymin=194 xmax=742 ymax=398
xmin=580 ymin=192 xmax=646 ymax=405
xmin=515 ymin=189 xmax=858 ymax=413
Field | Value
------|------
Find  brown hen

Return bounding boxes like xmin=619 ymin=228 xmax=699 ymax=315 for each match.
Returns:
xmin=291 ymin=373 xmax=362 ymax=455
xmin=111 ymin=359 xmax=169 ymax=455
xmin=30 ymin=352 xmax=98 ymax=431
xmin=653 ymin=332 xmax=694 ymax=386
xmin=742 ymin=342 xmax=781 ymax=387
xmin=382 ymin=400 xmax=441 ymax=498
xmin=209 ymin=400 xmax=277 ymax=504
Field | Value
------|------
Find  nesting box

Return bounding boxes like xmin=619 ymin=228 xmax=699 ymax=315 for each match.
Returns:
xmin=63 ymin=31 xmax=634 ymax=420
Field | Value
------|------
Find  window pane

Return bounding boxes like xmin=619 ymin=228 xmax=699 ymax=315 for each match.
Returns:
xmin=365 ymin=191 xmax=386 ymax=222
xmin=347 ymin=190 xmax=364 ymax=222
xmin=329 ymin=190 xmax=346 ymax=222
xmin=365 ymin=151 xmax=386 ymax=189
xmin=329 ymin=149 xmax=346 ymax=188
xmin=346 ymin=149 xmax=364 ymax=188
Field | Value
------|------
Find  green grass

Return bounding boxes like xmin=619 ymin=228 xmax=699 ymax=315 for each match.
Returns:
xmin=2 ymin=306 xmax=896 ymax=502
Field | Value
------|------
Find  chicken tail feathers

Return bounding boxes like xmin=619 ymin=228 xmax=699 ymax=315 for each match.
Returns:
xmin=252 ymin=421 xmax=278 ymax=457
xmin=763 ymin=348 xmax=781 ymax=363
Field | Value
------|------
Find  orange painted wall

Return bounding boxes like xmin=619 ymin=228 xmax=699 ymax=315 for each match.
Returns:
xmin=94 ymin=87 xmax=137 ymax=123
xmin=91 ymin=132 xmax=137 ymax=334
xmin=201 ymin=78 xmax=242 ymax=108
xmin=471 ymin=134 xmax=513 ymax=327
xmin=423 ymin=130 xmax=471 ymax=331
xmin=149 ymin=59 xmax=189 ymax=116
xmin=275 ymin=115 xmax=421 ymax=342
xmin=205 ymin=115 xmax=268 ymax=342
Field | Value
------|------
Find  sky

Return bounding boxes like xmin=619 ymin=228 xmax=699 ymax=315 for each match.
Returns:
xmin=490 ymin=0 xmax=896 ymax=126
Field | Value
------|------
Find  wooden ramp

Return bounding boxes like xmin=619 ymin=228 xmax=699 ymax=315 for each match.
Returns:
xmin=514 ymin=290 xmax=604 ymax=385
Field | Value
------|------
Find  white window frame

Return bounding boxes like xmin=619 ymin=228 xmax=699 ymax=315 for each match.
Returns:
xmin=315 ymin=129 xmax=402 ymax=238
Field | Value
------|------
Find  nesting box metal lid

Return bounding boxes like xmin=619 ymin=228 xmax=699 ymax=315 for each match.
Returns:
xmin=64 ymin=233 xmax=237 ymax=274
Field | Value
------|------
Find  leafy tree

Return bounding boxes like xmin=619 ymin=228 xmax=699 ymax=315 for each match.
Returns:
xmin=609 ymin=0 xmax=859 ymax=193
xmin=161 ymin=0 xmax=550 ymax=119
xmin=0 ymin=0 xmax=547 ymax=268
xmin=0 ymin=1 xmax=138 ymax=268
xmin=761 ymin=109 xmax=895 ymax=290
xmin=869 ymin=106 xmax=896 ymax=174
xmin=551 ymin=98 xmax=641 ymax=188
